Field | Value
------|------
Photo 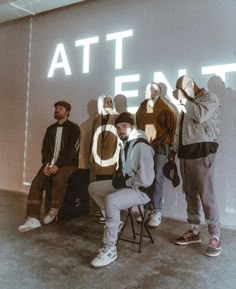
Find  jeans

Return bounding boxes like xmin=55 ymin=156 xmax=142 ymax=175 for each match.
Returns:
xmin=152 ymin=153 xmax=167 ymax=213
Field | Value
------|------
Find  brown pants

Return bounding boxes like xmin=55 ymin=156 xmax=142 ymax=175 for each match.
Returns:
xmin=26 ymin=165 xmax=77 ymax=219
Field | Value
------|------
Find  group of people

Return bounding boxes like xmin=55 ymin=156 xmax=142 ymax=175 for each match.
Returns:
xmin=18 ymin=75 xmax=222 ymax=268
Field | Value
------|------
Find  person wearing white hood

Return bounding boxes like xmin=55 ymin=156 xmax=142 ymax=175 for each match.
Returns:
xmin=89 ymin=112 xmax=155 ymax=268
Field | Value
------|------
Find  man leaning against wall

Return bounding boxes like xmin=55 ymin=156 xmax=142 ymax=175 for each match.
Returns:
xmin=169 ymin=75 xmax=221 ymax=257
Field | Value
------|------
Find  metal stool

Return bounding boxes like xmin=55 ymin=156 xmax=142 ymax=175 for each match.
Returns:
xmin=117 ymin=203 xmax=154 ymax=253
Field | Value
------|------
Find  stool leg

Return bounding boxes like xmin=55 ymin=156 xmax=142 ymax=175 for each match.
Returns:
xmin=138 ymin=205 xmax=146 ymax=253
xmin=128 ymin=208 xmax=136 ymax=240
xmin=118 ymin=205 xmax=154 ymax=252
xmin=142 ymin=205 xmax=154 ymax=244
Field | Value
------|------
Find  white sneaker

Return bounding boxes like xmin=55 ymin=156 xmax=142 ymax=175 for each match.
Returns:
xmin=18 ymin=217 xmax=41 ymax=232
xmin=148 ymin=212 xmax=161 ymax=227
xmin=43 ymin=208 xmax=59 ymax=224
xmin=136 ymin=215 xmax=143 ymax=223
xmin=98 ymin=216 xmax=106 ymax=224
xmin=91 ymin=246 xmax=118 ymax=268
xmin=136 ymin=212 xmax=150 ymax=223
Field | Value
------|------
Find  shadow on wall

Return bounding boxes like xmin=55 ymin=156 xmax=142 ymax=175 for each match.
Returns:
xmin=159 ymin=82 xmax=180 ymax=117
xmin=157 ymin=82 xmax=185 ymax=219
xmin=207 ymin=75 xmax=236 ymax=155
xmin=114 ymin=94 xmax=127 ymax=113
xmin=207 ymin=75 xmax=236 ymax=226
xmin=79 ymin=99 xmax=97 ymax=169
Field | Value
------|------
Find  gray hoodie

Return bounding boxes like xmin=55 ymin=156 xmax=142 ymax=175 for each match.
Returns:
xmin=119 ymin=128 xmax=155 ymax=190
xmin=171 ymin=89 xmax=220 ymax=153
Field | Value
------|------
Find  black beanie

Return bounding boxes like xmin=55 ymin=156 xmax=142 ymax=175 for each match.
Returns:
xmin=115 ymin=112 xmax=135 ymax=126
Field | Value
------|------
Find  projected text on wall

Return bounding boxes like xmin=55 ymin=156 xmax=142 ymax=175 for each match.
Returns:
xmin=47 ymin=28 xmax=236 ymax=111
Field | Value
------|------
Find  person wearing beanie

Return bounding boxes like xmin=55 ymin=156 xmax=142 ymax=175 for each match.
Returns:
xmin=18 ymin=101 xmax=81 ymax=232
xmin=136 ymin=82 xmax=177 ymax=227
xmin=89 ymin=111 xmax=155 ymax=268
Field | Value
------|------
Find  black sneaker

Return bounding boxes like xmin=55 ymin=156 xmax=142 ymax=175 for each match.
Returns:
xmin=205 ymin=238 xmax=221 ymax=257
xmin=175 ymin=230 xmax=201 ymax=245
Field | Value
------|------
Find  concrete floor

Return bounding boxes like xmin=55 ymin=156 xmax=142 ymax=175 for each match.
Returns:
xmin=1 ymin=189 xmax=236 ymax=289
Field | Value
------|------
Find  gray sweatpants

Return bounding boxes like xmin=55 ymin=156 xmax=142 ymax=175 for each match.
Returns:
xmin=180 ymin=153 xmax=220 ymax=238
xmin=89 ymin=180 xmax=150 ymax=247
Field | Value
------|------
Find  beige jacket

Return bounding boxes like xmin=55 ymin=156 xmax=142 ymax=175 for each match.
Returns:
xmin=90 ymin=114 xmax=119 ymax=176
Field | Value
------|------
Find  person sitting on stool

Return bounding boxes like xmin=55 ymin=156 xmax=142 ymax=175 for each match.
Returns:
xmin=18 ymin=101 xmax=81 ymax=232
xmin=89 ymin=112 xmax=155 ymax=268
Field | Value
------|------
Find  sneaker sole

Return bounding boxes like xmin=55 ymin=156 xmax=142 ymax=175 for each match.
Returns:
xmin=175 ymin=239 xmax=202 ymax=245
xmin=148 ymin=223 xmax=161 ymax=228
xmin=91 ymin=255 xmax=118 ymax=268
xmin=205 ymin=249 xmax=221 ymax=257
xmin=18 ymin=225 xmax=41 ymax=233
xmin=98 ymin=220 xmax=106 ymax=224
xmin=43 ymin=218 xmax=57 ymax=225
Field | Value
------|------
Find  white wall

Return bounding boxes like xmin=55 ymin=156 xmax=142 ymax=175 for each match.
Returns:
xmin=0 ymin=0 xmax=236 ymax=228
xmin=0 ymin=19 xmax=29 ymax=192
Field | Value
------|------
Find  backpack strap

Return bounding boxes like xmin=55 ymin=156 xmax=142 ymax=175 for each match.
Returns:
xmin=133 ymin=138 xmax=155 ymax=196
xmin=133 ymin=137 xmax=150 ymax=148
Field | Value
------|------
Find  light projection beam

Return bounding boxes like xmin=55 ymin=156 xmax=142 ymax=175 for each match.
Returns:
xmin=92 ymin=125 xmax=119 ymax=167
xmin=106 ymin=30 xmax=133 ymax=69
xmin=47 ymin=43 xmax=72 ymax=78
xmin=115 ymin=74 xmax=140 ymax=97
xmin=25 ymin=62 xmax=236 ymax=184
xmin=202 ymin=63 xmax=236 ymax=82
xmin=154 ymin=70 xmax=187 ymax=113
xmin=75 ymin=36 xmax=99 ymax=73
xmin=115 ymin=74 xmax=140 ymax=113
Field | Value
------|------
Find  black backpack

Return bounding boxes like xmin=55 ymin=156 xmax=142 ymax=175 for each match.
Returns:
xmin=46 ymin=169 xmax=90 ymax=221
xmin=112 ymin=137 xmax=155 ymax=196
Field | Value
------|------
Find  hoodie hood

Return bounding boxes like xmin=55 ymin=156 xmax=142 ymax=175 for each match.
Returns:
xmin=127 ymin=128 xmax=148 ymax=142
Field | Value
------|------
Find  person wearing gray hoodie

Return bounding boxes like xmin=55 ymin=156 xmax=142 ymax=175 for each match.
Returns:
xmin=89 ymin=112 xmax=155 ymax=268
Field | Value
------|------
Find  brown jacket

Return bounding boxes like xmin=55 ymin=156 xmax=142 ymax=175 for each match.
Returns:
xmin=90 ymin=114 xmax=119 ymax=176
xmin=136 ymin=98 xmax=176 ymax=149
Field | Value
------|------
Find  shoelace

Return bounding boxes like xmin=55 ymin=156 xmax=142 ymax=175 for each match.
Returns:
xmin=98 ymin=247 xmax=114 ymax=258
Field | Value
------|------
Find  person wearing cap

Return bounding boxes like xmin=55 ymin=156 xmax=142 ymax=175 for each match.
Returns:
xmin=169 ymin=75 xmax=221 ymax=257
xmin=89 ymin=112 xmax=155 ymax=268
xmin=136 ymin=82 xmax=177 ymax=227
xmin=18 ymin=101 xmax=81 ymax=232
